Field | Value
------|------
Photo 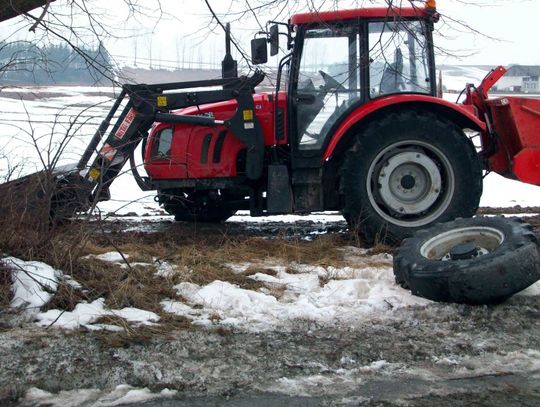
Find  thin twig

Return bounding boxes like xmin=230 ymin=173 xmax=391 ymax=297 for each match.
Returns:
xmin=29 ymin=0 xmax=52 ymax=33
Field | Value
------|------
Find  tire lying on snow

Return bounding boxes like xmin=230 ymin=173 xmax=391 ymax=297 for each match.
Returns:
xmin=393 ymin=217 xmax=540 ymax=304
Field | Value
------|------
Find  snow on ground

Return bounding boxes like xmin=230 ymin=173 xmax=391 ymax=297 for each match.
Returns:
xmin=482 ymin=173 xmax=540 ymax=207
xmin=34 ymin=298 xmax=159 ymax=331
xmin=440 ymin=65 xmax=489 ymax=93
xmin=22 ymin=384 xmax=177 ymax=407
xmin=267 ymin=349 xmax=540 ymax=398
xmin=161 ymin=249 xmax=432 ymax=331
xmin=3 ymin=84 xmax=540 ymax=333
xmin=4 ymin=255 xmax=159 ymax=330
xmin=4 ymin=257 xmax=60 ymax=312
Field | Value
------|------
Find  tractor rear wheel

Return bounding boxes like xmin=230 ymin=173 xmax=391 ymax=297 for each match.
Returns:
xmin=340 ymin=111 xmax=482 ymax=244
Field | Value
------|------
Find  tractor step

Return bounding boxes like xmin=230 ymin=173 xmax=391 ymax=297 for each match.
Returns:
xmin=292 ymin=168 xmax=324 ymax=212
xmin=267 ymin=164 xmax=293 ymax=214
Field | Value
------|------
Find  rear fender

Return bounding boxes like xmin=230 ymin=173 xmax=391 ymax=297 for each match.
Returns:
xmin=322 ymin=95 xmax=487 ymax=161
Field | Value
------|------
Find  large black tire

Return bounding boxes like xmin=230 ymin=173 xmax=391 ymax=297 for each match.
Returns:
xmin=167 ymin=206 xmax=236 ymax=223
xmin=162 ymin=191 xmax=236 ymax=223
xmin=393 ymin=217 xmax=540 ymax=305
xmin=340 ymin=111 xmax=482 ymax=244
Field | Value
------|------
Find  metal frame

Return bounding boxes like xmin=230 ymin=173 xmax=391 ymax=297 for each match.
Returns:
xmin=80 ymin=72 xmax=266 ymax=203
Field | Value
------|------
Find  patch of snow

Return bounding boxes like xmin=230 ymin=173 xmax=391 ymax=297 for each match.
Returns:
xmin=35 ymin=298 xmax=159 ymax=330
xmin=359 ymin=360 xmax=388 ymax=371
xmin=112 ymin=307 xmax=160 ymax=325
xmin=225 ymin=262 xmax=253 ymax=274
xmin=163 ymin=263 xmax=431 ymax=330
xmin=272 ymin=375 xmax=340 ymax=397
xmin=267 ymin=350 xmax=540 ymax=398
xmin=452 ymin=349 xmax=540 ymax=377
xmin=228 ymin=211 xmax=345 ymax=224
xmin=161 ymin=299 xmax=197 ymax=316
xmin=4 ymin=257 xmax=60 ymax=312
xmin=84 ymin=252 xmax=154 ymax=270
xmin=89 ymin=252 xmax=130 ymax=263
xmin=481 ymin=173 xmax=540 ymax=208
xmin=62 ymin=275 xmax=83 ymax=290
xmin=154 ymin=260 xmax=182 ymax=277
xmin=35 ymin=299 xmax=108 ymax=329
xmin=22 ymin=384 xmax=177 ymax=407
xmin=515 ymin=280 xmax=540 ymax=297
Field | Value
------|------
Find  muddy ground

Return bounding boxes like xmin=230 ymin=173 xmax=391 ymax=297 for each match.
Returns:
xmin=1 ymin=211 xmax=540 ymax=406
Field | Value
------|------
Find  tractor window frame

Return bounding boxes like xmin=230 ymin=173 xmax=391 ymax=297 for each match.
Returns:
xmin=288 ymin=19 xmax=367 ymax=158
xmin=367 ymin=18 xmax=436 ymax=98
xmin=150 ymin=126 xmax=173 ymax=160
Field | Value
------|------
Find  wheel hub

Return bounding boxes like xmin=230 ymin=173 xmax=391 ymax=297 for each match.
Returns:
xmin=400 ymin=174 xmax=416 ymax=189
xmin=448 ymin=243 xmax=479 ymax=260
xmin=377 ymin=151 xmax=442 ymax=215
xmin=420 ymin=226 xmax=504 ymax=261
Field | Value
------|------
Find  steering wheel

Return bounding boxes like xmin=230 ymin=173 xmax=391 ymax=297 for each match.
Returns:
xmin=319 ymin=70 xmax=347 ymax=92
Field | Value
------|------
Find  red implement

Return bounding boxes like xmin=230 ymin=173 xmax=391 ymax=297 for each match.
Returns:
xmin=487 ymin=97 xmax=540 ymax=184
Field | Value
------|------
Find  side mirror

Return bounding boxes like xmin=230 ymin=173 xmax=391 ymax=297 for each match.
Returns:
xmin=269 ymin=24 xmax=279 ymax=56
xmin=250 ymin=37 xmax=268 ymax=65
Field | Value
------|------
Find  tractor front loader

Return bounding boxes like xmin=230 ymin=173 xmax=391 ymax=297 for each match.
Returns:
xmin=3 ymin=1 xmax=540 ymax=244
xmin=0 ymin=35 xmax=269 ymax=226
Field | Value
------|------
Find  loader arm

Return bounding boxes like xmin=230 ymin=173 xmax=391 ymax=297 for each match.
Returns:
xmin=0 ymin=72 xmax=266 ymax=222
xmin=81 ymin=71 xmax=266 ymax=203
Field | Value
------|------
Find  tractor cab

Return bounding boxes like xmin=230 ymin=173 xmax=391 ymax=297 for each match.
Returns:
xmin=247 ymin=5 xmax=440 ymax=214
xmin=289 ymin=8 xmax=436 ymax=155
xmin=285 ymin=8 xmax=437 ymax=156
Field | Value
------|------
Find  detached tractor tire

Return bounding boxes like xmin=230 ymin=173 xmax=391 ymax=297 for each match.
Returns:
xmin=393 ymin=217 xmax=540 ymax=305
xmin=340 ymin=111 xmax=482 ymax=244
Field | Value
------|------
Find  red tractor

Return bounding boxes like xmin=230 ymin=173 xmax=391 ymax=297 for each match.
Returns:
xmin=5 ymin=1 xmax=540 ymax=243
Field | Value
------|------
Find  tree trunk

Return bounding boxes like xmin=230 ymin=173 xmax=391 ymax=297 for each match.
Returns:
xmin=0 ymin=0 xmax=53 ymax=23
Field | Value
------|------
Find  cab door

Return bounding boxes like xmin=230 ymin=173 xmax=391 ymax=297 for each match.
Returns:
xmin=291 ymin=23 xmax=363 ymax=156
xmin=288 ymin=21 xmax=364 ymax=211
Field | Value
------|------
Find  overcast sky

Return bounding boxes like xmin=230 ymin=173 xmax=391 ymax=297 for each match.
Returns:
xmin=1 ymin=0 xmax=539 ymax=68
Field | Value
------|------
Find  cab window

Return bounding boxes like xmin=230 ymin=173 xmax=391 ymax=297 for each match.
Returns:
xmin=295 ymin=24 xmax=362 ymax=151
xmin=369 ymin=20 xmax=431 ymax=97
xmin=151 ymin=127 xmax=173 ymax=159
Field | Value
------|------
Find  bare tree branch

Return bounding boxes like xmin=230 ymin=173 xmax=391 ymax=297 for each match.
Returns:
xmin=0 ymin=0 xmax=54 ymax=23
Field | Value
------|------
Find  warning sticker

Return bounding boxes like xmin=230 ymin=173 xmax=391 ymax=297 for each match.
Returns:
xmin=243 ymin=109 xmax=254 ymax=121
xmin=99 ymin=144 xmax=117 ymax=161
xmin=88 ymin=167 xmax=101 ymax=182
xmin=115 ymin=108 xmax=137 ymax=140
xmin=157 ymin=96 xmax=168 ymax=107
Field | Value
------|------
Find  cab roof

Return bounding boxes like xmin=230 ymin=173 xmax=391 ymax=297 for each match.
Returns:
xmin=290 ymin=7 xmax=429 ymax=25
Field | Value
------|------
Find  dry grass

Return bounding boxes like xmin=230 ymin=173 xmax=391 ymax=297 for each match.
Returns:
xmin=42 ymin=282 xmax=86 ymax=312
xmin=366 ymin=243 xmax=395 ymax=256
xmin=93 ymin=313 xmax=194 ymax=348
xmin=61 ymin=226 xmax=358 ymax=312
xmin=0 ymin=201 xmax=393 ymax=342
xmin=0 ymin=263 xmax=12 ymax=308
xmin=69 ymin=259 xmax=177 ymax=312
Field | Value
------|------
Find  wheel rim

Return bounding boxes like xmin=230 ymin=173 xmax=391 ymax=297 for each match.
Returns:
xmin=420 ymin=226 xmax=505 ymax=261
xmin=366 ymin=140 xmax=455 ymax=227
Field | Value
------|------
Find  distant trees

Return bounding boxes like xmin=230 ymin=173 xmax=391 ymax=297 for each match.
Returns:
xmin=0 ymin=41 xmax=113 ymax=85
